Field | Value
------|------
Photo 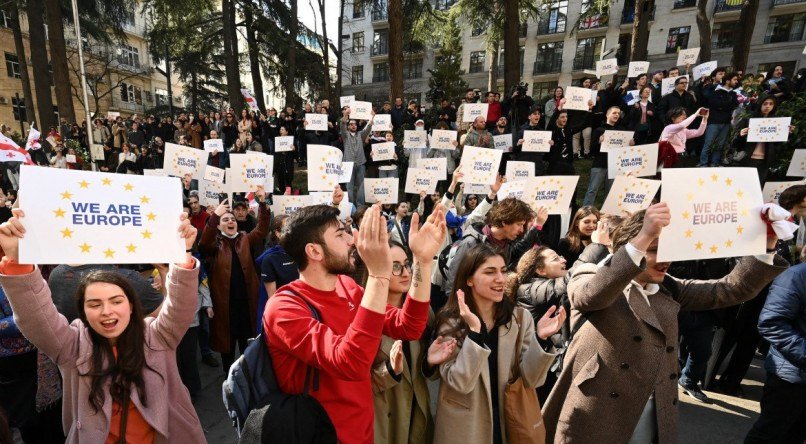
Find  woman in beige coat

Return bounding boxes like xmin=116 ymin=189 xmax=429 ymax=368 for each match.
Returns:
xmin=432 ymin=243 xmax=565 ymax=443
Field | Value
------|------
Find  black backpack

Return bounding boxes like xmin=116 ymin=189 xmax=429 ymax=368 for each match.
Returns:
xmin=222 ymin=290 xmax=336 ymax=443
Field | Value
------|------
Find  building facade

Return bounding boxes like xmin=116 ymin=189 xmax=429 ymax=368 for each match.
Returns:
xmin=340 ymin=0 xmax=805 ymax=105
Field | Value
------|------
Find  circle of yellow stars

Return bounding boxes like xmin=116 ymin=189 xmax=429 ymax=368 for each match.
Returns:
xmin=54 ymin=176 xmax=156 ymax=259
xmin=615 ymin=178 xmax=654 ymax=211
xmin=615 ymin=146 xmax=650 ymax=177
xmin=529 ymin=177 xmax=568 ymax=213
xmin=682 ymin=172 xmax=749 ymax=255
xmin=317 ymin=147 xmax=341 ymax=187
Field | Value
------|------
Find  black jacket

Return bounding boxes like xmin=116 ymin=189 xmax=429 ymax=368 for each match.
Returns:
xmin=704 ymin=86 xmax=739 ymax=125
xmin=657 ymin=90 xmax=697 ymax=124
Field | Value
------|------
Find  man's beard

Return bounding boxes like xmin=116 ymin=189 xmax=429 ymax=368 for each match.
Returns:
xmin=322 ymin=244 xmax=357 ymax=275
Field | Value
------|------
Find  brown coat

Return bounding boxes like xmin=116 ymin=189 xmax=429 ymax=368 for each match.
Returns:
xmin=190 ymin=122 xmax=203 ymax=149
xmin=434 ymin=307 xmax=556 ymax=443
xmin=542 ymin=247 xmax=788 ymax=444
xmin=199 ymin=203 xmax=269 ymax=352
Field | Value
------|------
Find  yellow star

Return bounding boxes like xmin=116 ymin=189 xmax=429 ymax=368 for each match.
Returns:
xmin=698 ymin=178 xmax=705 ymax=187
xmin=725 ymin=239 xmax=733 ymax=248
xmin=60 ymin=190 xmax=73 ymax=200
xmin=687 ymin=193 xmax=694 ymax=202
xmin=710 ymin=244 xmax=718 ymax=254
xmin=685 ymin=229 xmax=693 ymax=238
xmin=79 ymin=243 xmax=91 ymax=253
xmin=140 ymin=195 xmax=150 ymax=204
xmin=682 ymin=211 xmax=690 ymax=219
xmin=103 ymin=248 xmax=115 ymax=258
xmin=695 ymin=241 xmax=703 ymax=250
xmin=60 ymin=228 xmax=73 ymax=238
xmin=53 ymin=208 xmax=66 ymax=218
xmin=725 ymin=178 xmax=733 ymax=186
xmin=736 ymin=225 xmax=744 ymax=234
xmin=141 ymin=230 xmax=152 ymax=239
xmin=123 ymin=183 xmax=134 ymax=191
xmin=101 ymin=178 xmax=112 ymax=186
xmin=126 ymin=243 xmax=137 ymax=253
xmin=711 ymin=173 xmax=718 ymax=182
xmin=78 ymin=180 xmax=90 ymax=189
xmin=737 ymin=190 xmax=744 ymax=199
xmin=146 ymin=212 xmax=156 ymax=221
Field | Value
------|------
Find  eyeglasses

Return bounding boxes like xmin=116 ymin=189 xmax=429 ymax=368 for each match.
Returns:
xmin=391 ymin=261 xmax=412 ymax=276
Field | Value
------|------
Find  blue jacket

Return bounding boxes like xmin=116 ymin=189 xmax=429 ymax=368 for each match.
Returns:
xmin=758 ymin=262 xmax=806 ymax=384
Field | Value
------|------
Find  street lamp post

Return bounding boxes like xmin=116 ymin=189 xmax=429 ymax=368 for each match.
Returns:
xmin=70 ymin=0 xmax=94 ymax=168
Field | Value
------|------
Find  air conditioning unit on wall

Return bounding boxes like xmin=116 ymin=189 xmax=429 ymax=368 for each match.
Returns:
xmin=0 ymin=97 xmax=6 ymax=105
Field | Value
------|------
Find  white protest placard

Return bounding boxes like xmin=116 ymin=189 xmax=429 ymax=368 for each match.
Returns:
xmin=349 ymin=100 xmax=373 ymax=121
xmin=18 ymin=165 xmax=185 ymax=264
xmin=601 ymin=176 xmax=661 ymax=215
xmin=564 ymin=87 xmax=594 ymax=111
xmin=90 ymin=144 xmax=105 ymax=161
xmin=373 ymin=114 xmax=392 ymax=131
xmin=693 ymin=61 xmax=718 ymax=81
xmin=339 ymin=95 xmax=355 ymax=108
xmin=203 ymin=138 xmax=224 ymax=153
xmin=271 ymin=195 xmax=312 ymax=216
xmin=199 ymin=179 xmax=227 ymax=207
xmin=505 ymin=161 xmax=535 ymax=182
xmin=305 ymin=114 xmax=328 ymax=131
xmin=203 ymin=165 xmax=225 ymax=184
xmin=677 ymin=47 xmax=700 ymax=66
xmin=661 ymin=75 xmax=688 ymax=96
xmin=747 ymin=117 xmax=792 ymax=143
xmin=164 ymin=142 xmax=206 ymax=180
xmin=497 ymin=180 xmax=528 ymax=201
xmin=628 ymin=61 xmax=650 ymax=78
xmin=307 ymin=144 xmax=344 ymax=190
xmin=66 ymin=154 xmax=77 ymax=163
xmin=339 ymin=161 xmax=354 ymax=183
xmin=462 ymin=103 xmax=489 ymax=123
xmin=364 ymin=178 xmax=399 ymax=204
xmin=142 ymin=169 xmax=167 ymax=177
xmin=459 ymin=146 xmax=503 ymax=185
xmin=308 ymin=191 xmax=351 ymax=221
xmin=229 ymin=152 xmax=273 ymax=191
xmin=371 ymin=141 xmax=396 ymax=162
xmin=523 ymin=176 xmax=580 ymax=215
xmin=595 ymin=58 xmax=619 ymax=77
xmin=600 ymin=130 xmax=635 ymax=153
xmin=786 ymin=149 xmax=806 ymax=178
xmin=403 ymin=130 xmax=427 ymax=149
xmin=522 ymin=130 xmax=552 ymax=153
xmin=404 ymin=168 xmax=439 ymax=194
xmin=416 ymin=158 xmax=447 ymax=180
xmin=607 ymin=143 xmax=659 ymax=179
xmin=803 ymin=45 xmax=806 ymax=55
xmin=658 ymin=167 xmax=766 ymax=262
xmin=464 ymin=183 xmax=490 ymax=195
xmin=106 ymin=111 xmax=120 ymax=119
xmin=274 ymin=136 xmax=295 ymax=152
xmin=493 ymin=134 xmax=513 ymax=152
xmin=763 ymin=180 xmax=806 ymax=204
xmin=625 ymin=90 xmax=651 ymax=106
xmin=430 ymin=129 xmax=457 ymax=150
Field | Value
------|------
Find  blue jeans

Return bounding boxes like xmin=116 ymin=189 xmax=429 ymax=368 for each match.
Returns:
xmin=583 ymin=167 xmax=612 ymax=207
xmin=678 ymin=311 xmax=715 ymax=386
xmin=348 ymin=164 xmax=366 ymax=206
xmin=378 ymin=168 xmax=398 ymax=178
xmin=699 ymin=123 xmax=730 ymax=166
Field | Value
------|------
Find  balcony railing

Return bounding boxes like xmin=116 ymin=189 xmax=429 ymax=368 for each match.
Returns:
xmin=370 ymin=41 xmax=388 ymax=56
xmin=495 ymin=62 xmax=525 ymax=78
xmin=621 ymin=5 xmax=655 ymax=23
xmin=533 ymin=58 xmax=562 ymax=75
xmin=773 ymin=0 xmax=806 ymax=5
xmin=372 ymin=74 xmax=389 ymax=83
xmin=714 ymin=0 xmax=743 ymax=12
xmin=573 ymin=56 xmax=596 ymax=71
xmin=536 ymin=18 xmax=566 ymax=35
xmin=371 ymin=8 xmax=387 ymax=21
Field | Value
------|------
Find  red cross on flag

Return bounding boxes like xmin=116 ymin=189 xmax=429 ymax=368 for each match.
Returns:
xmin=25 ymin=126 xmax=41 ymax=151
xmin=240 ymin=89 xmax=260 ymax=113
xmin=0 ymin=133 xmax=34 ymax=164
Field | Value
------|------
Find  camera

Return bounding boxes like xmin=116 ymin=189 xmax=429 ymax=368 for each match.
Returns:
xmin=513 ymin=82 xmax=528 ymax=98
xmin=472 ymin=89 xmax=482 ymax=103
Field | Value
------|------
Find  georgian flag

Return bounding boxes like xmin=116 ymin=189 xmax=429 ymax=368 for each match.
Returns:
xmin=240 ymin=89 xmax=260 ymax=113
xmin=0 ymin=133 xmax=34 ymax=164
xmin=25 ymin=126 xmax=41 ymax=151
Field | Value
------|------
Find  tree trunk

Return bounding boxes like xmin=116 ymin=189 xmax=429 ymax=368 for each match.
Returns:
xmin=191 ymin=71 xmax=198 ymax=114
xmin=244 ymin=6 xmax=265 ymax=112
xmin=318 ymin=0 xmax=331 ymax=101
xmin=335 ymin=0 xmax=344 ymax=99
xmin=9 ymin=3 xmax=36 ymax=127
xmin=45 ymin=0 xmax=76 ymax=124
xmin=286 ymin=0 xmax=298 ymax=107
xmin=731 ymin=0 xmax=759 ymax=71
xmin=26 ymin=0 xmax=56 ymax=130
xmin=222 ymin=0 xmax=244 ymax=110
xmin=696 ymin=0 xmax=712 ymax=62
xmin=388 ymin=0 xmax=404 ymax=101
xmin=487 ymin=41 xmax=499 ymax=92
xmin=502 ymin=0 xmax=519 ymax=94
xmin=630 ymin=0 xmax=653 ymax=61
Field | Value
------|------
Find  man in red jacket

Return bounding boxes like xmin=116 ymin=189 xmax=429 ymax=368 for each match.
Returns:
xmin=264 ymin=203 xmax=446 ymax=443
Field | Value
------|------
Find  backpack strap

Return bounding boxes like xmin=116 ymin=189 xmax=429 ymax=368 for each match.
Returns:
xmin=276 ymin=289 xmax=322 ymax=394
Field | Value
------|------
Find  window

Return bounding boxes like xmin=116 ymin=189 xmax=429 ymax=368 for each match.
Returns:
xmin=435 ymin=0 xmax=457 ymax=10
xmin=372 ymin=0 xmax=387 ymax=21
xmin=371 ymin=30 xmax=388 ymax=56
xmin=532 ymin=81 xmax=558 ymax=102
xmin=519 ymin=22 xmax=528 ymax=38
xmin=573 ymin=37 xmax=602 ymax=70
xmin=469 ymin=51 xmax=486 ymax=73
xmin=352 ymin=32 xmax=365 ymax=52
xmin=11 ymin=96 xmax=25 ymax=122
xmin=5 ymin=53 xmax=20 ymax=79
xmin=534 ymin=42 xmax=563 ymax=74
xmin=352 ymin=2 xmax=364 ymax=19
xmin=471 ymin=23 xmax=486 ymax=37
xmin=117 ymin=44 xmax=140 ymax=69
xmin=673 ymin=0 xmax=696 ymax=8
xmin=372 ymin=62 xmax=389 ymax=82
xmin=497 ymin=47 xmax=525 ymax=77
xmin=0 ymin=9 xmax=11 ymax=28
xmin=155 ymin=88 xmax=169 ymax=107
xmin=758 ymin=61 xmax=797 ymax=78
xmin=403 ymin=58 xmax=423 ymax=79
xmin=579 ymin=0 xmax=609 ymax=30
xmin=712 ymin=22 xmax=737 ymax=49
xmin=616 ymin=34 xmax=632 ymax=65
xmin=352 ymin=65 xmax=364 ymax=85
xmin=120 ymin=83 xmax=142 ymax=104
xmin=764 ymin=13 xmax=806 ymax=44
xmin=538 ymin=0 xmax=568 ymax=34
xmin=666 ymin=27 xmax=690 ymax=54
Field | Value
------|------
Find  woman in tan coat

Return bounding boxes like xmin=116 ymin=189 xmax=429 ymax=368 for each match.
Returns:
xmin=432 ymin=243 xmax=564 ymax=443
xmin=542 ymin=204 xmax=788 ymax=444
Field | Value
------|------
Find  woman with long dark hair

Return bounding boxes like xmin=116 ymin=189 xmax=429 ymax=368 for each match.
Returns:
xmin=735 ymin=96 xmax=794 ymax=184
xmin=556 ymin=206 xmax=600 ymax=266
xmin=431 ymin=244 xmax=565 ymax=443
xmin=0 ymin=212 xmax=204 ymax=443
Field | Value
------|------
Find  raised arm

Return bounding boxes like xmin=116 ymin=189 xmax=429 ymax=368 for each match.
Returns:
xmin=247 ymin=188 xmax=271 ymax=248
